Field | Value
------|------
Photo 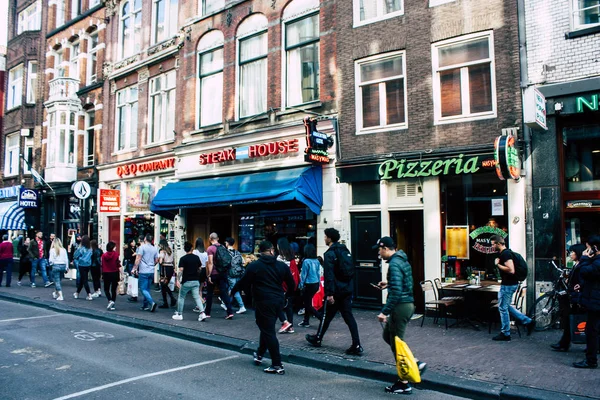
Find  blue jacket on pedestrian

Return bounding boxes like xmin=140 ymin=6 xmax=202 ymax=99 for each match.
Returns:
xmin=579 ymin=254 xmax=600 ymax=311
xmin=74 ymin=246 xmax=93 ymax=267
xmin=299 ymin=258 xmax=321 ymax=289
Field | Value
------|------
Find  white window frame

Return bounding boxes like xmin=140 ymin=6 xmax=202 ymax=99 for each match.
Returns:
xmin=86 ymin=33 xmax=99 ymax=85
xmin=199 ymin=0 xmax=224 ymax=16
xmin=55 ymin=49 xmax=66 ymax=77
xmin=56 ymin=0 xmax=65 ymax=28
xmin=236 ymin=29 xmax=268 ymax=120
xmin=353 ymin=0 xmax=404 ymax=28
xmin=23 ymin=138 xmax=34 ymax=175
xmin=47 ymin=110 xmax=78 ymax=167
xmin=4 ymin=133 xmax=20 ymax=177
xmin=70 ymin=41 xmax=80 ymax=80
xmin=431 ymin=31 xmax=497 ymax=125
xmin=71 ymin=0 xmax=81 ymax=19
xmin=119 ymin=0 xmax=143 ymax=59
xmin=355 ymin=51 xmax=408 ymax=134
xmin=26 ymin=61 xmax=38 ymax=104
xmin=17 ymin=0 xmax=41 ymax=34
xmin=115 ymin=86 xmax=139 ymax=152
xmin=572 ymin=0 xmax=600 ymax=30
xmin=197 ymin=32 xmax=224 ymax=128
xmin=148 ymin=71 xmax=176 ymax=145
xmin=429 ymin=0 xmax=456 ymax=6
xmin=7 ymin=64 xmax=24 ymax=110
xmin=152 ymin=0 xmax=178 ymax=45
xmin=84 ymin=110 xmax=97 ymax=166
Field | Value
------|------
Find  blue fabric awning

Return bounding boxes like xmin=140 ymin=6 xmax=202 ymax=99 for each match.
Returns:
xmin=0 ymin=201 xmax=26 ymax=230
xmin=151 ymin=166 xmax=323 ymax=219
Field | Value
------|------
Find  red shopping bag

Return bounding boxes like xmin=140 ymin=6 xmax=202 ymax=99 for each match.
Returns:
xmin=312 ymin=275 xmax=325 ymax=310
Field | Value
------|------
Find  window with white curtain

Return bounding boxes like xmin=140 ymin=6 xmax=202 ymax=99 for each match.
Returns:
xmin=572 ymin=0 xmax=600 ymax=29
xmin=152 ymin=0 xmax=178 ymax=44
xmin=47 ymin=111 xmax=77 ymax=167
xmin=17 ymin=0 xmax=41 ymax=34
xmin=55 ymin=50 xmax=66 ymax=77
xmin=87 ymin=33 xmax=99 ymax=85
xmin=7 ymin=64 xmax=24 ymax=110
xmin=200 ymin=0 xmax=224 ymax=16
xmin=120 ymin=0 xmax=142 ymax=59
xmin=237 ymin=15 xmax=268 ymax=119
xmin=26 ymin=62 xmax=38 ymax=104
xmin=70 ymin=41 xmax=80 ymax=80
xmin=148 ymin=70 xmax=176 ymax=143
xmin=115 ymin=87 xmax=139 ymax=151
xmin=197 ymin=31 xmax=224 ymax=127
xmin=284 ymin=13 xmax=319 ymax=107
xmin=353 ymin=0 xmax=403 ymax=27
xmin=4 ymin=133 xmax=20 ymax=177
xmin=84 ymin=110 xmax=96 ymax=166
xmin=56 ymin=0 xmax=65 ymax=27
xmin=71 ymin=0 xmax=81 ymax=19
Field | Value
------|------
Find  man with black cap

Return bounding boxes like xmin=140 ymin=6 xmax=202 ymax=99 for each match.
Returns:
xmin=374 ymin=236 xmax=426 ymax=395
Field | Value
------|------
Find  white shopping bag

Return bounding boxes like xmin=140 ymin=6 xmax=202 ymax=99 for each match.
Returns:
xmin=65 ymin=268 xmax=77 ymax=280
xmin=168 ymin=276 xmax=175 ymax=292
xmin=127 ymin=276 xmax=139 ymax=297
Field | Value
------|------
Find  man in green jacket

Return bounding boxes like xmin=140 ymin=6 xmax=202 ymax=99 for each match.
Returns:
xmin=374 ymin=236 xmax=426 ymax=394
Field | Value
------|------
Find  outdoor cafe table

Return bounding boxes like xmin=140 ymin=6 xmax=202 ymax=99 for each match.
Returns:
xmin=441 ymin=280 xmax=502 ymax=329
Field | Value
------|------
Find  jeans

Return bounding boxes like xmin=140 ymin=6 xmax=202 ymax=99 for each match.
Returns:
xmin=90 ymin=266 xmax=101 ymax=292
xmin=255 ymin=299 xmax=285 ymax=367
xmin=0 ymin=258 xmax=14 ymax=286
xmin=30 ymin=258 xmax=49 ymax=285
xmin=498 ymin=284 xmax=532 ymax=335
xmin=301 ymin=283 xmax=322 ymax=323
xmin=205 ymin=274 xmax=233 ymax=316
xmin=138 ymin=273 xmax=155 ymax=308
xmin=51 ymin=265 xmax=66 ymax=291
xmin=228 ymin=276 xmax=245 ymax=308
xmin=177 ymin=281 xmax=205 ymax=314
xmin=77 ymin=266 xmax=91 ymax=295
xmin=315 ymin=292 xmax=361 ymax=346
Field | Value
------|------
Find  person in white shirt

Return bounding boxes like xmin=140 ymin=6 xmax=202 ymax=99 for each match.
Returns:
xmin=48 ymin=238 xmax=69 ymax=301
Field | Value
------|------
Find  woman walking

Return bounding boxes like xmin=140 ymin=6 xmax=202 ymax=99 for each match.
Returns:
xmin=277 ymin=238 xmax=300 ymax=334
xmin=101 ymin=241 xmax=121 ymax=310
xmin=17 ymin=237 xmax=31 ymax=285
xmin=297 ymin=244 xmax=323 ymax=327
xmin=73 ymin=235 xmax=93 ymax=300
xmin=123 ymin=239 xmax=137 ymax=275
xmin=158 ymin=240 xmax=177 ymax=309
xmin=90 ymin=240 xmax=103 ymax=298
xmin=48 ymin=238 xmax=68 ymax=301
xmin=192 ymin=237 xmax=208 ymax=312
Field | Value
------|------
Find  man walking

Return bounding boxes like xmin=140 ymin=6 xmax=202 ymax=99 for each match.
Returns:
xmin=225 ymin=237 xmax=247 ymax=314
xmin=172 ymin=242 xmax=207 ymax=322
xmin=0 ymin=234 xmax=14 ymax=287
xmin=205 ymin=232 xmax=234 ymax=319
xmin=374 ymin=236 xmax=425 ymax=394
xmin=490 ymin=235 xmax=534 ymax=341
xmin=132 ymin=234 xmax=159 ymax=312
xmin=306 ymin=228 xmax=363 ymax=355
xmin=231 ymin=241 xmax=295 ymax=375
xmin=28 ymin=231 xmax=52 ymax=288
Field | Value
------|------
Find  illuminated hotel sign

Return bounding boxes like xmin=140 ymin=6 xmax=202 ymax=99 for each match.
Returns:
xmin=198 ymin=139 xmax=300 ymax=165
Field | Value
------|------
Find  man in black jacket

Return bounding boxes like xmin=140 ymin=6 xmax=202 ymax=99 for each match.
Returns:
xmin=231 ymin=241 xmax=295 ymax=375
xmin=305 ymin=228 xmax=363 ymax=355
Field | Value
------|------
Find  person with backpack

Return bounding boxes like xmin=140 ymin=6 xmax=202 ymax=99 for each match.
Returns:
xmin=490 ymin=235 xmax=535 ymax=341
xmin=225 ymin=237 xmax=247 ymax=314
xmin=306 ymin=228 xmax=363 ymax=355
xmin=205 ymin=232 xmax=234 ymax=319
xmin=298 ymin=244 xmax=323 ymax=327
xmin=90 ymin=240 xmax=103 ymax=298
xmin=73 ymin=235 xmax=94 ymax=301
xmin=277 ymin=238 xmax=300 ymax=333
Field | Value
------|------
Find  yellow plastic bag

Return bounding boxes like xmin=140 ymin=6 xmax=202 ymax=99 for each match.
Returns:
xmin=395 ymin=336 xmax=421 ymax=383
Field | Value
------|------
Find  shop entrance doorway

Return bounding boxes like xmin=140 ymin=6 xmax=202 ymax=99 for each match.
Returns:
xmin=108 ymin=216 xmax=121 ymax=254
xmin=350 ymin=212 xmax=382 ymax=308
xmin=390 ymin=210 xmax=425 ymax=312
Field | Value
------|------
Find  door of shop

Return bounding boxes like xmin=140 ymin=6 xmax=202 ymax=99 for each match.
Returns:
xmin=390 ymin=210 xmax=424 ymax=313
xmin=108 ymin=216 xmax=121 ymax=254
xmin=350 ymin=212 xmax=382 ymax=308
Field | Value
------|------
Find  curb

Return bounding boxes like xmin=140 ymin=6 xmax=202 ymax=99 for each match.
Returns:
xmin=0 ymin=292 xmax=596 ymax=400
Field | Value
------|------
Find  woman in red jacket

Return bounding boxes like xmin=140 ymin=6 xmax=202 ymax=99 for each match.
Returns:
xmin=101 ymin=242 xmax=122 ymax=311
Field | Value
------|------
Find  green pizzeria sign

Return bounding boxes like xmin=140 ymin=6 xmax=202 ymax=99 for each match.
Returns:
xmin=379 ymin=154 xmax=488 ymax=180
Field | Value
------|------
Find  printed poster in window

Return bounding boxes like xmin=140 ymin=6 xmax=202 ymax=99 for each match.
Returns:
xmin=491 ymin=198 xmax=504 ymax=216
xmin=445 ymin=225 xmax=469 ymax=260
xmin=126 ymin=181 xmax=155 ymax=213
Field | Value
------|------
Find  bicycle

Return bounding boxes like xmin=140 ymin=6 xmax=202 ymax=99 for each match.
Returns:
xmin=530 ymin=260 xmax=569 ymax=331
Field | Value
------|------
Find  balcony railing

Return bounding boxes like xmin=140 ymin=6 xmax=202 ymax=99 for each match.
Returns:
xmin=48 ymin=77 xmax=80 ymax=102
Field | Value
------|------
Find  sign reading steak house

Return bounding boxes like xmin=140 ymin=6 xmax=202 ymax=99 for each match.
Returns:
xmin=379 ymin=154 xmax=483 ymax=180
xmin=117 ymin=158 xmax=176 ymax=178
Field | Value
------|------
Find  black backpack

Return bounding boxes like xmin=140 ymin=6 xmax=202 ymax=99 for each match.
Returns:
xmin=228 ymin=249 xmax=245 ymax=278
xmin=510 ymin=250 xmax=528 ymax=281
xmin=333 ymin=246 xmax=355 ymax=282
xmin=214 ymin=245 xmax=232 ymax=274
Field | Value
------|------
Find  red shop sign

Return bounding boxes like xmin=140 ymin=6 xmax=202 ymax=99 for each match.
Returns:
xmin=117 ymin=158 xmax=176 ymax=178
xmin=199 ymin=139 xmax=299 ymax=165
xmin=99 ymin=189 xmax=121 ymax=212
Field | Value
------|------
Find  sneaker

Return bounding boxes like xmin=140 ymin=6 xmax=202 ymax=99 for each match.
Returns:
xmin=225 ymin=314 xmax=234 ymax=320
xmin=417 ymin=361 xmax=427 ymax=376
xmin=86 ymin=294 xmax=93 ymax=301
xmin=253 ymin=352 xmax=263 ymax=365
xmin=140 ymin=306 xmax=151 ymax=311
xmin=286 ymin=327 xmax=295 ymax=333
xmin=17 ymin=281 xmax=22 ymax=286
xmin=492 ymin=333 xmax=511 ymax=341
xmin=573 ymin=360 xmax=598 ymax=369
xmin=45 ymin=282 xmax=54 ymax=288
xmin=298 ymin=308 xmax=305 ymax=316
xmin=107 ymin=301 xmax=115 ymax=310
xmin=193 ymin=306 xmax=201 ymax=313
xmin=236 ymin=307 xmax=247 ymax=314
xmin=95 ymin=291 xmax=102 ymax=297
xmin=385 ymin=381 xmax=412 ymax=394
xmin=56 ymin=295 xmax=64 ymax=301
xmin=127 ymin=297 xmax=138 ymax=303
xmin=150 ymin=303 xmax=157 ymax=312
xmin=279 ymin=321 xmax=292 ymax=333
xmin=204 ymin=315 xmax=211 ymax=319
xmin=264 ymin=365 xmax=285 ymax=375
xmin=305 ymin=334 xmax=322 ymax=347
xmin=110 ymin=306 xmax=116 ymax=311
xmin=298 ymin=321 xmax=310 ymax=328
xmin=345 ymin=344 xmax=364 ymax=356
xmin=220 ymin=303 xmax=228 ymax=311
xmin=172 ymin=312 xmax=183 ymax=320
xmin=91 ymin=292 xmax=100 ymax=298
xmin=52 ymin=292 xmax=58 ymax=299
xmin=31 ymin=283 xmax=36 ymax=288
xmin=73 ymin=292 xmax=79 ymax=299
xmin=198 ymin=313 xmax=207 ymax=322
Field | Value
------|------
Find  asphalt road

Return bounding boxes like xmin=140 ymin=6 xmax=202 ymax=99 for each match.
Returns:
xmin=0 ymin=301 xmax=468 ymax=400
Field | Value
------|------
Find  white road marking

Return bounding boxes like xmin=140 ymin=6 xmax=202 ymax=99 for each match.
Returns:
xmin=0 ymin=315 xmax=58 ymax=323
xmin=53 ymin=355 xmax=239 ymax=400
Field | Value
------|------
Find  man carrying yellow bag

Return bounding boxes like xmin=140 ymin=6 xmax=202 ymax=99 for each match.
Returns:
xmin=374 ymin=237 xmax=426 ymax=395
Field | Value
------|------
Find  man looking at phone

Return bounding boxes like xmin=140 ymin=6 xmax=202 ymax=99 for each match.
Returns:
xmin=573 ymin=235 xmax=600 ymax=369
xmin=374 ymin=236 xmax=425 ymax=395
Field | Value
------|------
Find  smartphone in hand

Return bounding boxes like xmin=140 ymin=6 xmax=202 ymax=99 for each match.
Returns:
xmin=370 ymin=282 xmax=382 ymax=290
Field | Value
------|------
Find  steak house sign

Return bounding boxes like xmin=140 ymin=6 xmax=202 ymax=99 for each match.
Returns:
xmin=379 ymin=154 xmax=489 ymax=180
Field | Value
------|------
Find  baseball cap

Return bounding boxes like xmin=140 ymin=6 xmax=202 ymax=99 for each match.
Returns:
xmin=372 ymin=236 xmax=395 ymax=249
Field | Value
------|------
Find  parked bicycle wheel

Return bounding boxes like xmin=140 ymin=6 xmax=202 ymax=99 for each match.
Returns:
xmin=532 ymin=292 xmax=560 ymax=331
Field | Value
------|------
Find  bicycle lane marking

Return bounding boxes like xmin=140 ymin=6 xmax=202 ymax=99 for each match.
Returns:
xmin=52 ymin=355 xmax=239 ymax=400
xmin=0 ymin=315 xmax=62 ymax=323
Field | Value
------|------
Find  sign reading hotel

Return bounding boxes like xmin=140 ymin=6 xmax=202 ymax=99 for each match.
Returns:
xmin=18 ymin=187 xmax=38 ymax=209
xmin=199 ymin=139 xmax=299 ymax=165
xmin=117 ymin=158 xmax=176 ymax=178
xmin=99 ymin=189 xmax=121 ymax=212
